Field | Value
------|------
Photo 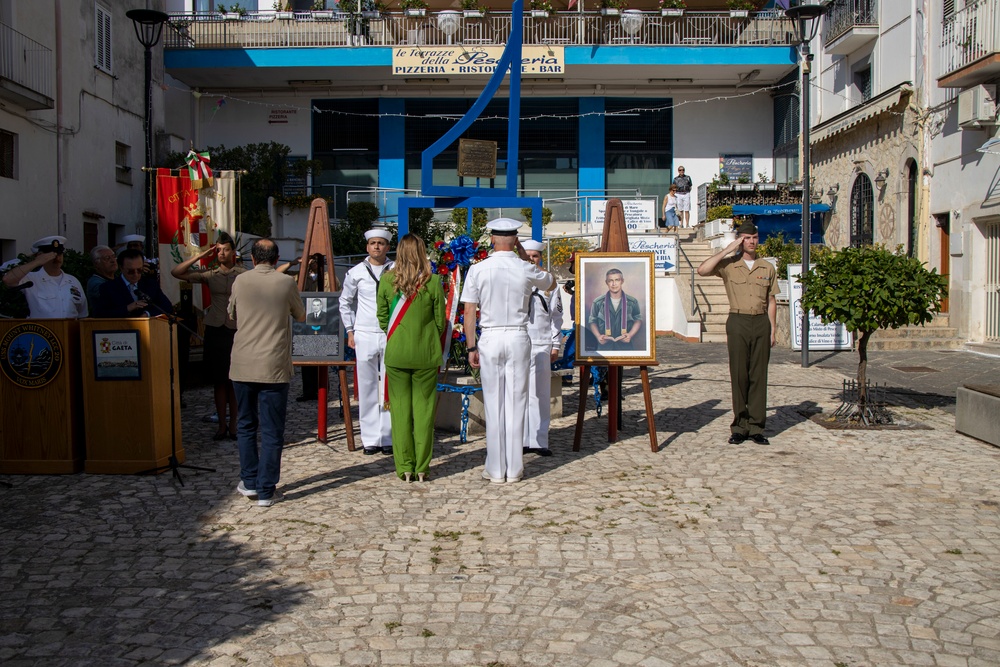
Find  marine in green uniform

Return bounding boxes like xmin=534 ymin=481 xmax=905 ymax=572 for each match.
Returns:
xmin=697 ymin=219 xmax=779 ymax=445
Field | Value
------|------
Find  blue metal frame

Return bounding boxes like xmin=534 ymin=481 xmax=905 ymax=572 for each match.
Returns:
xmin=397 ymin=0 xmax=543 ymax=242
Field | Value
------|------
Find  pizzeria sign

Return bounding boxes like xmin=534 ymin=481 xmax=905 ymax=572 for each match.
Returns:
xmin=393 ymin=46 xmax=564 ymax=77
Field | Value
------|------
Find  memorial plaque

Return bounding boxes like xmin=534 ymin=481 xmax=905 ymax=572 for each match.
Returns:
xmin=292 ymin=292 xmax=344 ymax=361
xmin=458 ymin=139 xmax=497 ymax=179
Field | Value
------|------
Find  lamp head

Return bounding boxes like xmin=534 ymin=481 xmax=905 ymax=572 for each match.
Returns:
xmin=785 ymin=1 xmax=828 ymax=44
xmin=126 ymin=9 xmax=169 ymax=48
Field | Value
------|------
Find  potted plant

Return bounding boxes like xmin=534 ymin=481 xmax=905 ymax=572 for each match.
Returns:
xmin=735 ymin=174 xmax=754 ymax=191
xmin=529 ymin=0 xmax=553 ymax=18
xmin=311 ymin=0 xmax=334 ymax=19
xmin=659 ymin=0 xmax=685 ymax=17
xmin=757 ymin=171 xmax=778 ymax=191
xmin=221 ymin=3 xmax=246 ymax=20
xmin=461 ymin=0 xmax=487 ymax=19
xmin=726 ymin=0 xmax=755 ymax=18
xmin=600 ymin=0 xmax=628 ymax=16
xmin=401 ymin=0 xmax=428 ymax=17
xmin=273 ymin=1 xmax=294 ymax=19
xmin=362 ymin=0 xmax=385 ymax=19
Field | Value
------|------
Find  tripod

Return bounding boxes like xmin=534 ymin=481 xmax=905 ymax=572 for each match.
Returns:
xmin=137 ymin=310 xmax=215 ymax=484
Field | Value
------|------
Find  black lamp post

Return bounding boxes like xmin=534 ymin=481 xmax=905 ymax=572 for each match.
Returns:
xmin=785 ymin=0 xmax=827 ymax=368
xmin=127 ymin=8 xmax=169 ymax=261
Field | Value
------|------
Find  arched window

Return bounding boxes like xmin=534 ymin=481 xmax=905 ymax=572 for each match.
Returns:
xmin=850 ymin=174 xmax=874 ymax=247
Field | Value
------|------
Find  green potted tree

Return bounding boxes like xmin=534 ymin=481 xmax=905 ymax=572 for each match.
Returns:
xmin=659 ymin=0 xmax=685 ymax=18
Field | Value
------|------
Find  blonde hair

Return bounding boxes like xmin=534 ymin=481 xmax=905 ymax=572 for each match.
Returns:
xmin=391 ymin=233 xmax=431 ymax=298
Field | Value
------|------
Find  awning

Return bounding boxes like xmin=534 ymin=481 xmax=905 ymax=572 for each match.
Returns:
xmin=733 ymin=204 xmax=830 ymax=216
xmin=809 ymin=83 xmax=913 ymax=145
xmin=733 ymin=204 xmax=830 ymax=245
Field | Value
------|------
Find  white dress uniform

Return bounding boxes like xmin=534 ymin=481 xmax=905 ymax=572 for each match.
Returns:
xmin=19 ymin=270 xmax=88 ymax=319
xmin=524 ymin=282 xmax=563 ymax=452
xmin=461 ymin=221 xmax=555 ymax=483
xmin=339 ymin=257 xmax=394 ymax=450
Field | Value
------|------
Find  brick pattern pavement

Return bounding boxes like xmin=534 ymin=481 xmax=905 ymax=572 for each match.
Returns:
xmin=1 ymin=340 xmax=999 ymax=666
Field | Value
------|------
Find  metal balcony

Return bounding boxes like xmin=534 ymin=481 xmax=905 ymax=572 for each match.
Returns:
xmin=938 ymin=0 xmax=1000 ymax=89
xmin=0 ymin=22 xmax=54 ymax=110
xmin=163 ymin=9 xmax=795 ymax=50
xmin=821 ymin=0 xmax=878 ymax=56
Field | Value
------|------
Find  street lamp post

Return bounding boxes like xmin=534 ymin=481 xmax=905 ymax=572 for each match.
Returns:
xmin=785 ymin=1 xmax=827 ymax=369
xmin=127 ymin=8 xmax=169 ymax=261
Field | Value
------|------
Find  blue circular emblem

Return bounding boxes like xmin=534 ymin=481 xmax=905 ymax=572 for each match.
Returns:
xmin=0 ymin=323 xmax=62 ymax=389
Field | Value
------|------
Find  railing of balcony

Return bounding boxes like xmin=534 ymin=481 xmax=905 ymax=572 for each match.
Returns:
xmin=0 ymin=22 xmax=54 ymax=100
xmin=939 ymin=0 xmax=1000 ymax=79
xmin=821 ymin=0 xmax=878 ymax=45
xmin=164 ymin=10 xmax=795 ymax=50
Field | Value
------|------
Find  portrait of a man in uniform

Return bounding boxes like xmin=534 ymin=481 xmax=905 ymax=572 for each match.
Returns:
xmin=575 ymin=253 xmax=656 ymax=363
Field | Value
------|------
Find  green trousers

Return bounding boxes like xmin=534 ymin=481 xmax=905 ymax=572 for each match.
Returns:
xmin=725 ymin=313 xmax=771 ymax=436
xmin=386 ymin=365 xmax=437 ymax=478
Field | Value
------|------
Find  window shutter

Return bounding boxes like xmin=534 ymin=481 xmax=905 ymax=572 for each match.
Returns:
xmin=96 ymin=4 xmax=112 ymax=74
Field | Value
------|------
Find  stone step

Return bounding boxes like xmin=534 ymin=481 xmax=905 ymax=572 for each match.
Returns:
xmin=870 ymin=326 xmax=959 ymax=340
xmin=866 ymin=338 xmax=963 ymax=351
xmin=702 ymin=332 xmax=729 ymax=343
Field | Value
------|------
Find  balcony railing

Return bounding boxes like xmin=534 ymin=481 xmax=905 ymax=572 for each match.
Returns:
xmin=164 ymin=10 xmax=795 ymax=50
xmin=939 ymin=0 xmax=1000 ymax=79
xmin=0 ymin=22 xmax=54 ymax=109
xmin=821 ymin=0 xmax=878 ymax=45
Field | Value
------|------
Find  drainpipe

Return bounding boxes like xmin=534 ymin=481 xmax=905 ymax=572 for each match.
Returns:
xmin=55 ymin=0 xmax=63 ymax=236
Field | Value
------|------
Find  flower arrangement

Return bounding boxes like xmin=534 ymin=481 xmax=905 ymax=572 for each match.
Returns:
xmin=530 ymin=0 xmax=554 ymax=12
xmin=658 ymin=0 xmax=686 ymax=8
xmin=428 ymin=234 xmax=490 ymax=377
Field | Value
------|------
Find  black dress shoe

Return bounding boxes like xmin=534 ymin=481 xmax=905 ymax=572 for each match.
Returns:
xmin=381 ymin=446 xmax=393 ymax=455
xmin=536 ymin=448 xmax=552 ymax=457
xmin=750 ymin=434 xmax=770 ymax=445
xmin=728 ymin=433 xmax=747 ymax=444
xmin=363 ymin=447 xmax=378 ymax=455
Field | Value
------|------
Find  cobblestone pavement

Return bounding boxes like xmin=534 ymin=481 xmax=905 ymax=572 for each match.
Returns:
xmin=2 ymin=339 xmax=1000 ymax=666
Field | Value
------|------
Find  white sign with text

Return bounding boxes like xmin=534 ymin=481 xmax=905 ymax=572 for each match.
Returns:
xmin=628 ymin=236 xmax=678 ymax=273
xmin=589 ymin=200 xmax=656 ymax=233
xmin=787 ymin=263 xmax=853 ymax=350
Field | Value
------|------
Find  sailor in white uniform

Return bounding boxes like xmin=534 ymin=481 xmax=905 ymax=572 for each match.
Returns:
xmin=461 ymin=219 xmax=557 ymax=484
xmin=1 ymin=236 xmax=88 ymax=319
xmin=339 ymin=228 xmax=394 ymax=455
xmin=521 ymin=240 xmax=563 ymax=456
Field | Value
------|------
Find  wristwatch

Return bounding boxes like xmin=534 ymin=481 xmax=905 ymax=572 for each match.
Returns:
xmin=467 ymin=346 xmax=477 ymax=353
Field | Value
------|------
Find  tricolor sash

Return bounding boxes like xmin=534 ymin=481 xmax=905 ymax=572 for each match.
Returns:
xmin=382 ymin=287 xmax=418 ymax=410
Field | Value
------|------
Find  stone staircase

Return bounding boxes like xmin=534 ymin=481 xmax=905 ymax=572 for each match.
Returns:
xmin=673 ymin=230 xmax=962 ymax=349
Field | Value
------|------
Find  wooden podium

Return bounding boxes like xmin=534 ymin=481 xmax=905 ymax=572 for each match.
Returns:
xmin=79 ymin=317 xmax=183 ymax=473
xmin=0 ymin=319 xmax=84 ymax=473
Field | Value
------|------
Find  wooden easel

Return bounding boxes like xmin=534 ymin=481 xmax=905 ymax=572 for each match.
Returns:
xmin=572 ymin=198 xmax=660 ymax=452
xmin=297 ymin=198 xmax=352 ymax=447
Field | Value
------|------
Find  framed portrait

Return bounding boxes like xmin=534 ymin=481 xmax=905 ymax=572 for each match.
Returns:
xmin=292 ymin=291 xmax=344 ymax=362
xmin=92 ymin=330 xmax=142 ymax=381
xmin=574 ymin=252 xmax=656 ymax=364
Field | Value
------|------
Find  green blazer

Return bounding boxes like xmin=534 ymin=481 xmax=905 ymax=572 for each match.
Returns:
xmin=377 ymin=273 xmax=446 ymax=369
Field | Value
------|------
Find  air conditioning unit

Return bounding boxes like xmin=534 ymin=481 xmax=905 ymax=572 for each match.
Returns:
xmin=958 ymin=84 xmax=998 ymax=128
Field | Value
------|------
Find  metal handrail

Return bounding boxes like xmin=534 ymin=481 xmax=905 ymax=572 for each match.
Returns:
xmin=674 ymin=242 xmax=700 ymax=317
xmin=164 ymin=10 xmax=795 ymax=49
xmin=0 ymin=21 xmax=54 ymax=101
xmin=821 ymin=0 xmax=878 ymax=45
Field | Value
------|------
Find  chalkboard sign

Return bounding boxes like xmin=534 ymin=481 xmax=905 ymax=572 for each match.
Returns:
xmin=719 ymin=154 xmax=753 ymax=182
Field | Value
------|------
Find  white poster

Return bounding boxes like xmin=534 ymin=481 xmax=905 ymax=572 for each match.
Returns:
xmin=589 ymin=200 xmax=656 ymax=233
xmin=628 ymin=235 xmax=678 ymax=273
xmin=787 ymin=263 xmax=853 ymax=351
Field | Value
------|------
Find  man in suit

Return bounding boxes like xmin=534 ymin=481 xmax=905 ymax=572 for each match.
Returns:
xmin=306 ymin=298 xmax=326 ymax=326
xmin=97 ymin=248 xmax=172 ymax=318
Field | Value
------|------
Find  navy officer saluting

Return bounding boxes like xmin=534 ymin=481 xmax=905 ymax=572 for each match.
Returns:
xmin=1 ymin=236 xmax=88 ymax=319
xmin=697 ymin=218 xmax=778 ymax=446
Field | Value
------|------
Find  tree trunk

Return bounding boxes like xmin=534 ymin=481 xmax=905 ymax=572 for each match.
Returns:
xmin=857 ymin=330 xmax=872 ymax=406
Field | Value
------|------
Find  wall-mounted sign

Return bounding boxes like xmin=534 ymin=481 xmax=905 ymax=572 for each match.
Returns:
xmin=628 ymin=235 xmax=678 ymax=273
xmin=392 ymin=46 xmax=564 ymax=77
xmin=589 ymin=199 xmax=656 ymax=233
xmin=720 ymin=153 xmax=753 ymax=182
xmin=268 ymin=108 xmax=297 ymax=125
xmin=457 ymin=139 xmax=497 ymax=179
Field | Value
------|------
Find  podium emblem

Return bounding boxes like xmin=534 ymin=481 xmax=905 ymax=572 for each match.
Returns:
xmin=0 ymin=323 xmax=63 ymax=389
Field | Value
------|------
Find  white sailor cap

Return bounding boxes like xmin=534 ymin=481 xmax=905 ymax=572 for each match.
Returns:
xmin=521 ymin=239 xmax=544 ymax=252
xmin=122 ymin=234 xmax=145 ymax=244
xmin=1 ymin=258 xmax=22 ymax=271
xmin=486 ymin=217 xmax=521 ymax=235
xmin=32 ymin=235 xmax=68 ymax=253
xmin=364 ymin=229 xmax=392 ymax=241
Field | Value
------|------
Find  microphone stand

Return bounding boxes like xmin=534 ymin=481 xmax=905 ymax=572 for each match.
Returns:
xmin=136 ymin=293 xmax=215 ymax=484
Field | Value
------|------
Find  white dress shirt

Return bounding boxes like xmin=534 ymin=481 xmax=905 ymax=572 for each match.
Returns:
xmin=461 ymin=251 xmax=554 ymax=327
xmin=527 ymin=286 xmax=563 ymax=349
xmin=339 ymin=259 xmax=392 ymax=334
xmin=20 ymin=270 xmax=88 ymax=319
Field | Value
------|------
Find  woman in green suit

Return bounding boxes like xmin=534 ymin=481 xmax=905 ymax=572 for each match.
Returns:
xmin=377 ymin=234 xmax=445 ymax=482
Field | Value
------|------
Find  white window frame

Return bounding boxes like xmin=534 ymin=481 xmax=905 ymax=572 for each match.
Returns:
xmin=95 ymin=3 xmax=113 ymax=75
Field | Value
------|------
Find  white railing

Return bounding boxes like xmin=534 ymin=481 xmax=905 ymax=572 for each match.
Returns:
xmin=822 ymin=0 xmax=878 ymax=45
xmin=164 ymin=10 xmax=795 ymax=49
xmin=939 ymin=0 xmax=1000 ymax=79
xmin=0 ymin=22 xmax=53 ymax=102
